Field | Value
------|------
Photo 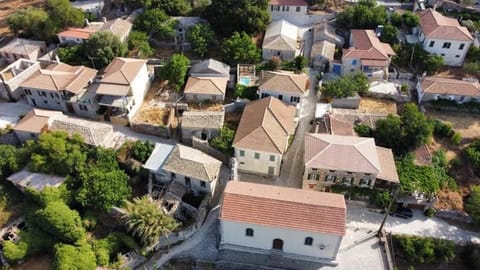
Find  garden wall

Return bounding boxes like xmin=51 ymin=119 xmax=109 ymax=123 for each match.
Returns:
xmin=363 ymin=91 xmax=411 ymax=103
xmin=130 ymin=108 xmax=175 ymax=138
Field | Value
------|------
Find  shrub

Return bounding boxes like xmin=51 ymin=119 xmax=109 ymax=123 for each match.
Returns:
xmin=130 ymin=140 xmax=154 ymax=163
xmin=3 ymin=240 xmax=28 ymax=263
xmin=424 ymin=208 xmax=435 ymax=217
xmin=465 ymin=139 xmax=480 ymax=173
xmin=82 ymin=211 xmax=98 ymax=231
xmin=53 ymin=243 xmax=96 ymax=270
xmin=234 ymin=84 xmax=258 ymax=100
xmin=450 ymin=132 xmax=462 ymax=145
xmin=393 ymin=235 xmax=456 ymax=264
xmin=466 ymin=185 xmax=480 ymax=224
xmin=432 ymin=119 xmax=454 ymax=138
xmin=354 ymin=124 xmax=373 ymax=137
xmin=3 ymin=227 xmax=56 ymax=263
xmin=370 ymin=190 xmax=391 ymax=209
xmin=91 ymin=232 xmax=138 ymax=266
xmin=210 ymin=126 xmax=235 ymax=156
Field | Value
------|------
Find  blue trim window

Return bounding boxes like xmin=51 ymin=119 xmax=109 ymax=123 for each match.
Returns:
xmin=352 ymin=59 xmax=357 ymax=66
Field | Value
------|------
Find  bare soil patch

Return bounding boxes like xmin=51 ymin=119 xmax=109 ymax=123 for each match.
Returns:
xmin=426 ymin=110 xmax=480 ymax=140
xmin=188 ymin=102 xmax=223 ymax=112
xmin=13 ymin=254 xmax=52 ymax=270
xmin=358 ymin=97 xmax=397 ymax=114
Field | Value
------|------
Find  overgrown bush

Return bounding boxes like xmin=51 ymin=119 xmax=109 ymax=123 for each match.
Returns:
xmin=424 ymin=208 xmax=435 ymax=217
xmin=82 ymin=211 xmax=98 ymax=231
xmin=465 ymin=185 xmax=480 ymax=224
xmin=370 ymin=190 xmax=391 ymax=209
xmin=234 ymin=84 xmax=258 ymax=100
xmin=432 ymin=119 xmax=454 ymax=138
xmin=91 ymin=232 xmax=138 ymax=266
xmin=465 ymin=139 xmax=480 ymax=173
xmin=131 ymin=140 xmax=154 ymax=163
xmin=210 ymin=126 xmax=235 ymax=156
xmin=3 ymin=240 xmax=28 ymax=263
xmin=53 ymin=243 xmax=96 ymax=270
xmin=3 ymin=227 xmax=56 ymax=263
xmin=393 ymin=235 xmax=456 ymax=264
xmin=354 ymin=124 xmax=373 ymax=137
xmin=450 ymin=132 xmax=462 ymax=145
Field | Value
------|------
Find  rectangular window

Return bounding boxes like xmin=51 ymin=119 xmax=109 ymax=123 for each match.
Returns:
xmin=442 ymin=42 xmax=451 ymax=49
xmin=296 ymin=6 xmax=301 ymax=12
xmin=290 ymin=96 xmax=300 ymax=103
xmin=459 ymin=43 xmax=465 ymax=50
xmin=441 ymin=53 xmax=445 ymax=56
xmin=268 ymin=166 xmax=275 ymax=175
xmin=308 ymin=173 xmax=319 ymax=181
xmin=79 ymin=104 xmax=88 ymax=111
xmin=271 ymin=5 xmax=273 ymax=11
xmin=352 ymin=59 xmax=357 ymax=66
xmin=429 ymin=41 xmax=435 ymax=47
xmin=185 ymin=177 xmax=191 ymax=187
xmin=282 ymin=5 xmax=285 ymax=11
xmin=200 ymin=181 xmax=206 ymax=188
xmin=50 ymin=93 xmax=55 ymax=99
xmin=359 ymin=178 xmax=369 ymax=185
xmin=325 ymin=175 xmax=336 ymax=182
xmin=286 ymin=6 xmax=289 ymax=11
xmin=171 ymin=172 xmax=176 ymax=178
xmin=24 ymin=89 xmax=32 ymax=95
xmin=239 ymin=150 xmax=245 ymax=157
xmin=269 ymin=155 xmax=275 ymax=162
xmin=455 ymin=55 xmax=460 ymax=58
xmin=342 ymin=177 xmax=353 ymax=184
xmin=254 ymin=152 xmax=260 ymax=159
xmin=43 ymin=100 xmax=48 ymax=104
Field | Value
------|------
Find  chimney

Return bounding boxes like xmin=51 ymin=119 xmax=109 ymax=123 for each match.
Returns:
xmin=84 ymin=18 xmax=90 ymax=26
xmin=102 ymin=17 xmax=107 ymax=23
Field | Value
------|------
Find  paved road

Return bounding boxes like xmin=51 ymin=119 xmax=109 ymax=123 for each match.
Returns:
xmin=347 ymin=204 xmax=480 ymax=244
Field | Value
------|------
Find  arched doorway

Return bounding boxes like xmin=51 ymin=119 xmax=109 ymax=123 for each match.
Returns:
xmin=272 ymin=238 xmax=283 ymax=250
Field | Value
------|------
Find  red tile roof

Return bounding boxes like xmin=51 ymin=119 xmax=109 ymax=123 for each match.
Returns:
xmin=343 ymin=30 xmax=395 ymax=67
xmin=269 ymin=0 xmax=308 ymax=6
xmin=57 ymin=28 xmax=96 ymax=40
xmin=220 ymin=181 xmax=346 ymax=236
xmin=418 ymin=9 xmax=473 ymax=41
xmin=421 ymin=76 xmax=480 ymax=97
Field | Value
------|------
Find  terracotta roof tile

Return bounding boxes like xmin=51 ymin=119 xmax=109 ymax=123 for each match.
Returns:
xmin=184 ymin=76 xmax=228 ymax=95
xmin=418 ymin=9 xmax=473 ymax=41
xmin=342 ymin=30 xmax=395 ymax=65
xmin=233 ymin=97 xmax=296 ymax=154
xmin=259 ymin=71 xmax=309 ymax=94
xmin=57 ymin=28 xmax=96 ymax=40
xmin=269 ymin=0 xmax=308 ymax=6
xmin=376 ymin=146 xmax=399 ymax=183
xmin=13 ymin=109 xmax=62 ymax=134
xmin=220 ymin=181 xmax=346 ymax=236
xmin=421 ymin=76 xmax=480 ymax=97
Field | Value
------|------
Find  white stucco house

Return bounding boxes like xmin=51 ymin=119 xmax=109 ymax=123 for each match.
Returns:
xmin=95 ymin=57 xmax=152 ymax=123
xmin=337 ymin=29 xmax=395 ymax=79
xmin=0 ymin=59 xmax=40 ymax=101
xmin=259 ymin=71 xmax=309 ymax=106
xmin=220 ymin=181 xmax=346 ymax=265
xmin=233 ymin=97 xmax=296 ymax=176
xmin=417 ymin=9 xmax=473 ymax=67
xmin=144 ymin=143 xmax=222 ymax=196
xmin=184 ymin=76 xmax=228 ymax=102
xmin=20 ymin=63 xmax=98 ymax=119
xmin=416 ymin=76 xmax=480 ymax=103
xmin=268 ymin=0 xmax=309 ymax=26
xmin=262 ymin=19 xmax=300 ymax=61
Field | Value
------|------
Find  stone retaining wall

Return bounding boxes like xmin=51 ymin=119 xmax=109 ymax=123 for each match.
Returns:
xmin=130 ymin=108 xmax=174 ymax=138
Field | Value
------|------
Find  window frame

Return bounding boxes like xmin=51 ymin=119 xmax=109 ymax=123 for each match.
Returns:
xmin=304 ymin=237 xmax=313 ymax=246
xmin=442 ymin=42 xmax=451 ymax=49
xmin=254 ymin=152 xmax=260 ymax=159
xmin=245 ymin=228 xmax=254 ymax=237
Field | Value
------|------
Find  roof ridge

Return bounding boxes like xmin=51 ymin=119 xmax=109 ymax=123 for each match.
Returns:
xmin=260 ymin=126 xmax=284 ymax=154
xmin=305 ymin=134 xmax=331 ymax=166
xmin=267 ymin=103 xmax=289 ymax=135
xmin=354 ymin=139 xmax=381 ymax=172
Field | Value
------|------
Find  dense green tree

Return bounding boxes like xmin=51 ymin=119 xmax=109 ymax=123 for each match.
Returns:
xmin=133 ymin=8 xmax=176 ymax=39
xmin=321 ymin=73 xmax=369 ymax=98
xmin=26 ymin=131 xmax=87 ymax=176
xmin=130 ymin=140 xmax=154 ymax=163
xmin=0 ymin=145 xmax=25 ymax=179
xmin=57 ymin=45 xmax=86 ymax=66
xmin=205 ymin=0 xmax=270 ymax=37
xmin=121 ymin=196 xmax=179 ymax=247
xmin=160 ymin=53 xmax=190 ymax=90
xmin=394 ymin=235 xmax=456 ymax=264
xmin=293 ymin=55 xmax=308 ymax=71
xmin=187 ymin=23 xmax=216 ymax=58
xmin=125 ymin=0 xmax=191 ymax=15
xmin=210 ymin=126 xmax=235 ymax=155
xmin=466 ymin=139 xmax=480 ymax=173
xmin=393 ymin=43 xmax=444 ymax=74
xmin=32 ymin=201 xmax=86 ymax=244
xmin=374 ymin=114 xmax=404 ymax=154
xmin=221 ymin=32 xmax=261 ymax=65
xmin=46 ymin=0 xmax=84 ymax=29
xmin=423 ymin=54 xmax=444 ymax=74
xmin=380 ymin=24 xmax=399 ymax=44
xmin=390 ymin=12 xmax=403 ymax=27
xmin=76 ymin=168 xmax=131 ymax=211
xmin=400 ymin=103 xmax=433 ymax=149
xmin=3 ymin=227 xmax=56 ymax=263
xmin=354 ymin=124 xmax=373 ymax=137
xmin=91 ymin=232 xmax=138 ymax=266
xmin=127 ymin=31 xmax=153 ymax=58
xmin=52 ymin=243 xmax=96 ymax=270
xmin=401 ymin=11 xmax=420 ymax=28
xmin=336 ymin=0 xmax=387 ymax=29
xmin=88 ymin=147 xmax=119 ymax=171
xmin=85 ymin=31 xmax=127 ymax=69
xmin=7 ymin=7 xmax=57 ymax=41
xmin=27 ymin=185 xmax=71 ymax=207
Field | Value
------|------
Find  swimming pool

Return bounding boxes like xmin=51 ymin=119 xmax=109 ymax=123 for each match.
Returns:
xmin=239 ymin=77 xmax=251 ymax=86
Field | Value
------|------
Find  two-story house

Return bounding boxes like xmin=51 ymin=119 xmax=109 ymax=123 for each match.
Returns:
xmin=268 ymin=0 xmax=309 ymax=26
xmin=0 ymin=59 xmax=41 ymax=101
xmin=0 ymin=38 xmax=48 ymax=64
xmin=417 ymin=9 xmax=473 ymax=67
xmin=95 ymin=57 xmax=151 ymax=124
xmin=144 ymin=142 xmax=222 ymax=196
xmin=337 ymin=30 xmax=395 ymax=79
xmin=303 ymin=133 xmax=399 ymax=192
xmin=20 ymin=63 xmax=98 ymax=119
xmin=233 ymin=97 xmax=296 ymax=176
xmin=258 ymin=71 xmax=309 ymax=106
xmin=263 ymin=19 xmax=300 ymax=61
xmin=417 ymin=76 xmax=480 ymax=104
xmin=220 ymin=181 xmax=346 ymax=266
xmin=184 ymin=59 xmax=231 ymax=102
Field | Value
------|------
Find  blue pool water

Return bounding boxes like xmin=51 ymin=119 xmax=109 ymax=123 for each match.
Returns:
xmin=239 ymin=77 xmax=251 ymax=86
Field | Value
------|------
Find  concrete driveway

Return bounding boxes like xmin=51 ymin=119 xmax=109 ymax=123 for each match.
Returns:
xmin=347 ymin=203 xmax=480 ymax=244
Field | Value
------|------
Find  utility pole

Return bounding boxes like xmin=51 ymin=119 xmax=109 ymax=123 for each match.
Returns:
xmin=377 ymin=186 xmax=400 ymax=236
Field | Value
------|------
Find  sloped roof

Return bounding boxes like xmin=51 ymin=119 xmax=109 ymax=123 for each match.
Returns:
xmin=0 ymin=38 xmax=46 ymax=55
xmin=163 ymin=144 xmax=222 ymax=182
xmin=343 ymin=30 xmax=395 ymax=66
xmin=259 ymin=71 xmax=309 ymax=94
xmin=57 ymin=28 xmax=96 ymax=39
xmin=421 ymin=76 xmax=480 ymax=97
xmin=313 ymin=23 xmax=344 ymax=46
xmin=233 ymin=97 xmax=296 ymax=154
xmin=21 ymin=63 xmax=97 ymax=94
xmin=99 ymin=18 xmax=133 ymax=39
xmin=96 ymin=57 xmax=146 ymax=96
xmin=190 ymin=59 xmax=230 ymax=77
xmin=220 ymin=181 xmax=346 ymax=236
xmin=269 ymin=0 xmax=308 ymax=6
xmin=418 ymin=9 xmax=473 ymax=41
xmin=144 ymin=143 xmax=176 ymax=171
xmin=376 ymin=146 xmax=399 ymax=183
xmin=7 ymin=168 xmax=66 ymax=192
xmin=304 ymin=133 xmax=381 ymax=174
xmin=181 ymin=111 xmax=224 ymax=129
xmin=263 ymin=20 xmax=299 ymax=51
xmin=14 ymin=109 xmax=62 ymax=134
xmin=48 ymin=115 xmax=114 ymax=147
xmin=184 ymin=76 xmax=228 ymax=96
xmin=311 ymin=40 xmax=336 ymax=62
